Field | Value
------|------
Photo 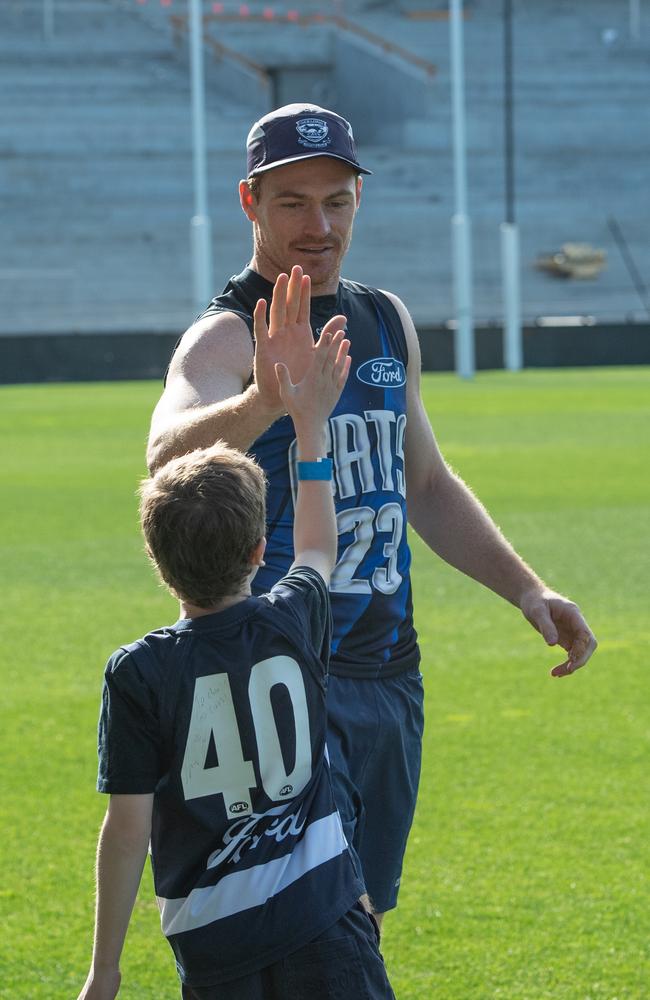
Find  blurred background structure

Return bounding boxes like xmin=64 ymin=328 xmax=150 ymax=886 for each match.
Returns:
xmin=1 ymin=0 xmax=649 ymax=380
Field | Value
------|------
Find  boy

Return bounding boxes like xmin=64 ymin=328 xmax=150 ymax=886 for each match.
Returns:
xmin=78 ymin=273 xmax=394 ymax=999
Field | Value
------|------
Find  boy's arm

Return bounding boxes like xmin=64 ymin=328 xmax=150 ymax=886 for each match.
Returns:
xmin=256 ymin=287 xmax=349 ymax=585
xmin=78 ymin=794 xmax=153 ymax=1000
xmin=289 ymin=416 xmax=337 ymax=584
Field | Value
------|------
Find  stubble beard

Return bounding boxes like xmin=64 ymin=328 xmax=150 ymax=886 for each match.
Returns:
xmin=252 ymin=226 xmax=354 ymax=296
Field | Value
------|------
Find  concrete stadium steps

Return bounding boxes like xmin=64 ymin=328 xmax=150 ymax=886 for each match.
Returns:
xmin=1 ymin=0 xmax=649 ymax=337
xmin=0 ymin=0 xmax=257 ymax=333
xmin=1 ymin=114 xmax=247 ymax=156
xmin=2 ymin=0 xmax=172 ymax=49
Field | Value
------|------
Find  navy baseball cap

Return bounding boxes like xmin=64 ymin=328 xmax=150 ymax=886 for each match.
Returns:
xmin=246 ymin=103 xmax=372 ymax=177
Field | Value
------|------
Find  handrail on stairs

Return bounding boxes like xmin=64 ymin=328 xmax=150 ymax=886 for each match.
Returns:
xmin=170 ymin=10 xmax=436 ymax=83
xmin=170 ymin=13 xmax=271 ymax=87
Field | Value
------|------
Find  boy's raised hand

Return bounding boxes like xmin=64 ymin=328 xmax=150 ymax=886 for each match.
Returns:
xmin=275 ymin=328 xmax=351 ymax=432
xmin=252 ymin=265 xmax=347 ymax=416
xmin=278 ymin=326 xmax=350 ymax=580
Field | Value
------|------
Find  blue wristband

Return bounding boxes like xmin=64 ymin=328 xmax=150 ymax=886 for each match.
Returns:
xmin=297 ymin=458 xmax=333 ymax=481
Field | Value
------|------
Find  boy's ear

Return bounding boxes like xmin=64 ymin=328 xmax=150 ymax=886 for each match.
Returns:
xmin=239 ymin=180 xmax=257 ymax=221
xmin=250 ymin=536 xmax=266 ymax=567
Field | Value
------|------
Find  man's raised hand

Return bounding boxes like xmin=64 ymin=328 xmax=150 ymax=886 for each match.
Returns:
xmin=253 ymin=265 xmax=347 ymax=417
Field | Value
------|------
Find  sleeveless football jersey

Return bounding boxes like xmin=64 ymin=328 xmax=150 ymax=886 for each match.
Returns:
xmin=198 ymin=268 xmax=419 ymax=679
xmin=97 ymin=568 xmax=364 ymax=988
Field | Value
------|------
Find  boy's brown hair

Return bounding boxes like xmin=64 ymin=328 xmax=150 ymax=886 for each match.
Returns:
xmin=139 ymin=443 xmax=266 ymax=608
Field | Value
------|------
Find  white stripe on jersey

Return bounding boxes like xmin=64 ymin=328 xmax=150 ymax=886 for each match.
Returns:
xmin=157 ymin=810 xmax=348 ymax=936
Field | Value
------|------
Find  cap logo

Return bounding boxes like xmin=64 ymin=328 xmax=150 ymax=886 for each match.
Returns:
xmin=296 ymin=118 xmax=331 ymax=149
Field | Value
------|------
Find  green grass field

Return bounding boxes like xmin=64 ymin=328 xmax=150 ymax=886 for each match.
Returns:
xmin=1 ymin=368 xmax=648 ymax=999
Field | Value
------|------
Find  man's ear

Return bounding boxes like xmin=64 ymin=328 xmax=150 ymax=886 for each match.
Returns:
xmin=355 ymin=175 xmax=363 ymax=210
xmin=239 ymin=179 xmax=257 ymax=222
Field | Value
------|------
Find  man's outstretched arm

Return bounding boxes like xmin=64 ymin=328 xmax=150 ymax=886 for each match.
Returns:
xmin=147 ymin=267 xmax=346 ymax=472
xmin=147 ymin=308 xmax=277 ymax=472
xmin=383 ymin=291 xmax=597 ymax=677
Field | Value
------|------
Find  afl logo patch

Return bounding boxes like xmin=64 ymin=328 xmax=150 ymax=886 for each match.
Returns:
xmin=296 ymin=118 xmax=331 ymax=148
xmin=229 ymin=801 xmax=249 ymax=814
xmin=356 ymin=357 xmax=406 ymax=387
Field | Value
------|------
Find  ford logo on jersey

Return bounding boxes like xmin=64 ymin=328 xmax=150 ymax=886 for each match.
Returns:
xmin=356 ymin=357 xmax=406 ymax=387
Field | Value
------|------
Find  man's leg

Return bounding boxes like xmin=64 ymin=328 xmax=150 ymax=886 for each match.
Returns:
xmin=326 ymin=668 xmax=425 ymax=921
xmin=358 ymin=667 xmax=425 ymax=922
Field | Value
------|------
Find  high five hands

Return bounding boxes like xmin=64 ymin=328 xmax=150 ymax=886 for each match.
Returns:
xmin=275 ymin=327 xmax=351 ymax=431
xmin=253 ymin=265 xmax=347 ymax=418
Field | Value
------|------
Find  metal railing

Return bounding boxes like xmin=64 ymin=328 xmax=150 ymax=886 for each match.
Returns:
xmin=169 ymin=14 xmax=272 ymax=89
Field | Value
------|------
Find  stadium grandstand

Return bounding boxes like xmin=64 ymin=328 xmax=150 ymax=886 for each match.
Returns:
xmin=1 ymin=0 xmax=649 ymax=380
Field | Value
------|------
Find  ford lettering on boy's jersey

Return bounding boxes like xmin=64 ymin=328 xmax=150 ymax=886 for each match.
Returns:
xmin=198 ymin=268 xmax=420 ymax=679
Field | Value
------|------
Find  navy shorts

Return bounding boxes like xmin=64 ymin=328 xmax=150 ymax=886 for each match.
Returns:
xmin=180 ymin=901 xmax=394 ymax=1000
xmin=325 ymin=667 xmax=425 ymax=913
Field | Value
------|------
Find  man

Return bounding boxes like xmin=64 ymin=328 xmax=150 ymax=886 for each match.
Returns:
xmin=147 ymin=103 xmax=597 ymax=928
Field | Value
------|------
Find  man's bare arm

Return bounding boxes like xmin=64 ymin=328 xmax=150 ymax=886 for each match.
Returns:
xmin=147 ymin=311 xmax=276 ymax=472
xmin=147 ymin=267 xmax=346 ymax=473
xmin=382 ymin=290 xmax=597 ymax=676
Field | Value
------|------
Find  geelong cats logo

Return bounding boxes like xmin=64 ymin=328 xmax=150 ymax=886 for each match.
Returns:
xmin=296 ymin=118 xmax=331 ymax=148
xmin=357 ymin=357 xmax=406 ymax=387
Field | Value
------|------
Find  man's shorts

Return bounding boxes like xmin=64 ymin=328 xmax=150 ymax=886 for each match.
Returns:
xmin=180 ymin=901 xmax=394 ymax=1000
xmin=325 ymin=666 xmax=425 ymax=914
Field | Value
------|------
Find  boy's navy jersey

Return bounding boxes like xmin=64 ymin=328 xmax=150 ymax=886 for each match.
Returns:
xmin=97 ymin=567 xmax=364 ymax=989
xmin=198 ymin=268 xmax=419 ymax=679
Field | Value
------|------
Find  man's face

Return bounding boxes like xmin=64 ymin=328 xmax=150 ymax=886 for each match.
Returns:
xmin=241 ymin=157 xmax=362 ymax=294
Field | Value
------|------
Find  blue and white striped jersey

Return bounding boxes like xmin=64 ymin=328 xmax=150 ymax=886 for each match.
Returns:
xmin=200 ymin=269 xmax=420 ymax=678
xmin=97 ymin=567 xmax=364 ymax=988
